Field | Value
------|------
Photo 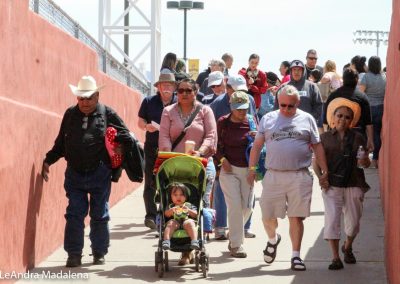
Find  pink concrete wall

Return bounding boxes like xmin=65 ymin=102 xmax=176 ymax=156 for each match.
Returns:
xmin=380 ymin=0 xmax=400 ymax=283
xmin=0 ymin=0 xmax=145 ymax=276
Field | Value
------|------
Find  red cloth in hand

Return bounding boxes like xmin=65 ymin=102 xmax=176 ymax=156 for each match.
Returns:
xmin=105 ymin=127 xmax=123 ymax=168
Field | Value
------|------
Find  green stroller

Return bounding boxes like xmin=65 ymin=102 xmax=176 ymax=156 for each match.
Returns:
xmin=153 ymin=153 xmax=210 ymax=278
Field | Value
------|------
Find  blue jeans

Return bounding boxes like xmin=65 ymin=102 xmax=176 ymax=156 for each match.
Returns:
xmin=371 ymin=104 xmax=383 ymax=160
xmin=203 ymin=158 xmax=216 ymax=208
xmin=64 ymin=162 xmax=112 ymax=255
xmin=213 ymin=178 xmax=227 ymax=228
xmin=143 ymin=143 xmax=158 ymax=221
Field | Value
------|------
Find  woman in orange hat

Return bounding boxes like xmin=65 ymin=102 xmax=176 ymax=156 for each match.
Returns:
xmin=314 ymin=97 xmax=370 ymax=270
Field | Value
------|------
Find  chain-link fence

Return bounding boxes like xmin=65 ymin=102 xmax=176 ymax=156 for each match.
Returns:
xmin=29 ymin=0 xmax=150 ymax=96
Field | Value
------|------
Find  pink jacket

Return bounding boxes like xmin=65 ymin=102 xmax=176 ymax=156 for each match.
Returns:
xmin=158 ymin=103 xmax=217 ymax=157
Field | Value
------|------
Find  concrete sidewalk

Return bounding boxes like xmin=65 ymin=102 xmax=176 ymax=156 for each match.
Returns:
xmin=22 ymin=168 xmax=386 ymax=284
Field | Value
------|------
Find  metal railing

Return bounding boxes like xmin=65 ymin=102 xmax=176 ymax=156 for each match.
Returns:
xmin=29 ymin=0 xmax=151 ymax=96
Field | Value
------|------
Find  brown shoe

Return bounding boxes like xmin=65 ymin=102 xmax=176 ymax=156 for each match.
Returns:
xmin=230 ymin=246 xmax=247 ymax=258
xmin=178 ymin=251 xmax=194 ymax=266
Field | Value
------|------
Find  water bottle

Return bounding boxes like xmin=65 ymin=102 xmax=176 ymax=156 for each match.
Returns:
xmin=247 ymin=115 xmax=257 ymax=131
xmin=356 ymin=145 xmax=365 ymax=168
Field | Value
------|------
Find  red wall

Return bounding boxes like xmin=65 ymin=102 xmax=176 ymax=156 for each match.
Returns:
xmin=380 ymin=0 xmax=400 ymax=283
xmin=0 ymin=0 xmax=145 ymax=275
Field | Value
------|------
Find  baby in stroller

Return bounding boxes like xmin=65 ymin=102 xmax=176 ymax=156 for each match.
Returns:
xmin=162 ymin=182 xmax=200 ymax=250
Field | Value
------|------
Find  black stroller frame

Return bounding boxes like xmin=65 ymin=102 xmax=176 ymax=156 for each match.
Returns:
xmin=153 ymin=155 xmax=210 ymax=278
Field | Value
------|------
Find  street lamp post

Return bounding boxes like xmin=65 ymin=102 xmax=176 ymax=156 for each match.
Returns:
xmin=353 ymin=30 xmax=389 ymax=57
xmin=167 ymin=1 xmax=204 ymax=61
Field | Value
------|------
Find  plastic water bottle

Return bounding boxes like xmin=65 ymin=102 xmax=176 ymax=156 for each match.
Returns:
xmin=247 ymin=115 xmax=257 ymax=131
xmin=356 ymin=145 xmax=366 ymax=168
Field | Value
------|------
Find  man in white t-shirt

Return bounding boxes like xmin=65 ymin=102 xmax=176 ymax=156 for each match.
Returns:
xmin=247 ymin=85 xmax=328 ymax=271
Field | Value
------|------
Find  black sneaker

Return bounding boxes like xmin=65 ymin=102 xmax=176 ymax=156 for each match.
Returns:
xmin=342 ymin=245 xmax=356 ymax=264
xmin=328 ymin=258 xmax=344 ymax=270
xmin=93 ymin=253 xmax=105 ymax=265
xmin=66 ymin=254 xmax=82 ymax=267
xmin=144 ymin=218 xmax=157 ymax=230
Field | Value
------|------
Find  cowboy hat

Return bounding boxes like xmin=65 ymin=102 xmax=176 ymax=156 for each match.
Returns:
xmin=154 ymin=72 xmax=176 ymax=87
xmin=327 ymin=98 xmax=361 ymax=128
xmin=69 ymin=76 xmax=104 ymax=98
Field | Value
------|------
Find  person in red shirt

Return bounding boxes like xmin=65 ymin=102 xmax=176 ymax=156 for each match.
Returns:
xmin=239 ymin=54 xmax=268 ymax=109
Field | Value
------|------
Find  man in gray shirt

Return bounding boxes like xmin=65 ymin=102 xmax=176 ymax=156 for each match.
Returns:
xmin=247 ymin=85 xmax=328 ymax=271
xmin=275 ymin=60 xmax=323 ymax=123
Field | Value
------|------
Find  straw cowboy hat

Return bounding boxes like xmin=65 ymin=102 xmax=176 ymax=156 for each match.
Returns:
xmin=153 ymin=72 xmax=176 ymax=87
xmin=327 ymin=98 xmax=361 ymax=128
xmin=69 ymin=76 xmax=104 ymax=98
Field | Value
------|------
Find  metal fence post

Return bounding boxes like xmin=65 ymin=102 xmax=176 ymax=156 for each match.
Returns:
xmin=102 ymin=52 xmax=107 ymax=73
xmin=34 ymin=0 xmax=39 ymax=13
xmin=74 ymin=23 xmax=79 ymax=39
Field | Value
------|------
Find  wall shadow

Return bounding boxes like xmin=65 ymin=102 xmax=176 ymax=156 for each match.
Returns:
xmin=22 ymin=165 xmax=44 ymax=270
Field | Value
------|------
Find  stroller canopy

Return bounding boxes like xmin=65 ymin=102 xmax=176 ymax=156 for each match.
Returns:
xmin=156 ymin=155 xmax=206 ymax=194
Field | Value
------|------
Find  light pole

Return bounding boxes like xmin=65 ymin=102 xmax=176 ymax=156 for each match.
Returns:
xmin=167 ymin=1 xmax=204 ymax=61
xmin=353 ymin=30 xmax=389 ymax=57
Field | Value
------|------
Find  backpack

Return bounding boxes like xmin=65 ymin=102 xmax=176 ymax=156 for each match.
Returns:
xmin=245 ymin=114 xmax=266 ymax=181
xmin=121 ymin=132 xmax=145 ymax=183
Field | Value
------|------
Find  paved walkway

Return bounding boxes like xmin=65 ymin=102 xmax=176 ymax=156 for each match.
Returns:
xmin=22 ymin=168 xmax=386 ymax=284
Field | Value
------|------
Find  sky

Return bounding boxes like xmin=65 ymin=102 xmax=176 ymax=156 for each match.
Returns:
xmin=52 ymin=0 xmax=392 ymax=80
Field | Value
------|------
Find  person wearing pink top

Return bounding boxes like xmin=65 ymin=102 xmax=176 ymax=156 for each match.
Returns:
xmin=159 ymin=79 xmax=217 ymax=156
xmin=158 ymin=78 xmax=217 ymax=266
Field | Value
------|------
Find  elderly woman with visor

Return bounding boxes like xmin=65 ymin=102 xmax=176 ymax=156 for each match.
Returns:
xmin=215 ymin=91 xmax=257 ymax=258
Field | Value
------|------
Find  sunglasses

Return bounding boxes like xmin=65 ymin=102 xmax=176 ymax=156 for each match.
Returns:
xmin=279 ymin=104 xmax=295 ymax=109
xmin=210 ymin=84 xmax=222 ymax=89
xmin=177 ymin=88 xmax=193 ymax=94
xmin=307 ymin=57 xmax=318 ymax=60
xmin=82 ymin=116 xmax=88 ymax=130
xmin=78 ymin=96 xmax=95 ymax=101
xmin=335 ymin=113 xmax=352 ymax=120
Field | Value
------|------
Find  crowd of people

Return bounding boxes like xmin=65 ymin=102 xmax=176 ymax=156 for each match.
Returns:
xmin=41 ymin=48 xmax=386 ymax=272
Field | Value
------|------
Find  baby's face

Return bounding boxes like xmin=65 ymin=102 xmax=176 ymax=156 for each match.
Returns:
xmin=171 ymin=189 xmax=186 ymax=206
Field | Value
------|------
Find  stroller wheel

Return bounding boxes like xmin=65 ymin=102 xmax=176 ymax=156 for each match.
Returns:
xmin=200 ymin=252 xmax=209 ymax=277
xmin=157 ymin=262 xmax=164 ymax=278
xmin=201 ymin=260 xmax=208 ymax=278
xmin=155 ymin=251 xmax=163 ymax=272
xmin=195 ymin=252 xmax=200 ymax=272
xmin=164 ymin=251 xmax=169 ymax=272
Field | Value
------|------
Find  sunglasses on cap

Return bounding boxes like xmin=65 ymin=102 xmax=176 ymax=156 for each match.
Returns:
xmin=307 ymin=57 xmax=318 ymax=60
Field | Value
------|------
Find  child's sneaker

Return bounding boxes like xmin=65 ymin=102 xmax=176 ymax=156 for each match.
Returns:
xmin=190 ymin=240 xmax=200 ymax=250
xmin=162 ymin=240 xmax=170 ymax=250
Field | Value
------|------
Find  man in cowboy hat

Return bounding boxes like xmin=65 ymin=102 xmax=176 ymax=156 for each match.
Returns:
xmin=41 ymin=75 xmax=134 ymax=267
xmin=138 ymin=72 xmax=177 ymax=229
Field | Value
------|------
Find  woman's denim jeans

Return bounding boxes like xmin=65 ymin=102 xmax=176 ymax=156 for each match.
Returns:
xmin=371 ymin=104 xmax=383 ymax=160
xmin=203 ymin=157 xmax=216 ymax=208
xmin=63 ymin=162 xmax=112 ymax=255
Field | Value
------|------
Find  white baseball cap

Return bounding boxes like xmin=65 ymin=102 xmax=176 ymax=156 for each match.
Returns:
xmin=207 ymin=71 xmax=224 ymax=87
xmin=227 ymin=74 xmax=248 ymax=91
